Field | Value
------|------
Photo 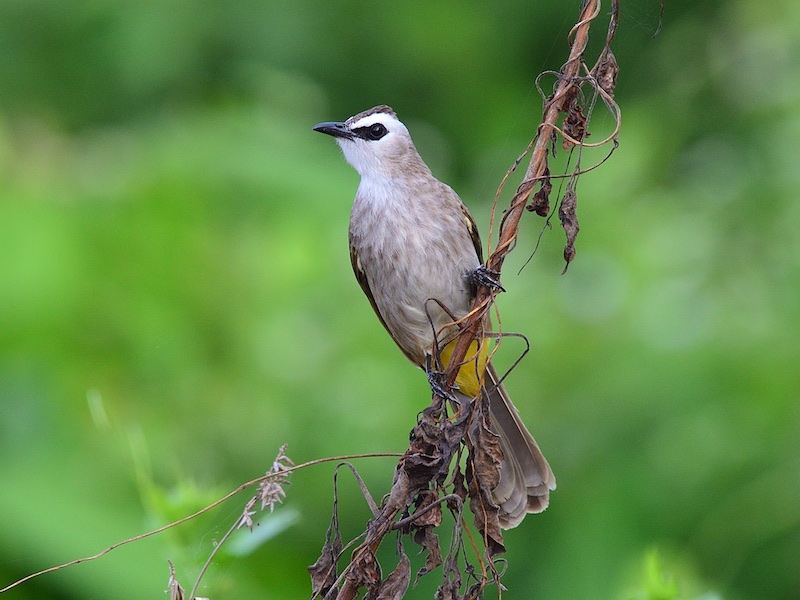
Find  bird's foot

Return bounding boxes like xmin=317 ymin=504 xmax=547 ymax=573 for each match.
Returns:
xmin=468 ymin=265 xmax=505 ymax=292
xmin=425 ymin=355 xmax=459 ymax=403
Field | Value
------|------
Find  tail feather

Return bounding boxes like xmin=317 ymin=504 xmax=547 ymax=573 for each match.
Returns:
xmin=484 ymin=363 xmax=555 ymax=529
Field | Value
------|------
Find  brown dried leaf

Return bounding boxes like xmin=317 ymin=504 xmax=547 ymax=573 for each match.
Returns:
xmin=466 ymin=402 xmax=505 ymax=557
xmin=352 ymin=548 xmax=382 ymax=599
xmin=562 ymin=102 xmax=588 ymax=151
xmin=593 ymin=50 xmax=619 ymax=97
xmin=558 ymin=80 xmax=581 ymax=113
xmin=468 ymin=487 xmax=504 ymax=557
xmin=401 ymin=403 xmax=470 ymax=524
xmin=560 ymin=82 xmax=589 ymax=151
xmin=450 ymin=463 xmax=468 ymax=512
xmin=526 ymin=166 xmax=552 ymax=216
xmin=308 ymin=512 xmax=343 ymax=598
xmin=559 ymin=187 xmax=580 ymax=274
xmin=404 ymin=411 xmax=449 ymax=490
xmin=372 ymin=551 xmax=411 ymax=600
xmin=470 ymin=400 xmax=503 ymax=492
xmin=412 ymin=491 xmax=443 ymax=528
xmin=413 ymin=526 xmax=443 ymax=583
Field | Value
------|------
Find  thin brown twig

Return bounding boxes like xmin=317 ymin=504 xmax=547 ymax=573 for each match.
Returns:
xmin=0 ymin=452 xmax=399 ymax=594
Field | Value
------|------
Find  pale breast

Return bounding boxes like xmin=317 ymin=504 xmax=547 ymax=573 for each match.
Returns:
xmin=349 ymin=177 xmax=480 ymax=365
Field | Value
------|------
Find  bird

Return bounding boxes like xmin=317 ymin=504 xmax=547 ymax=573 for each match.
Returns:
xmin=313 ymin=105 xmax=555 ymax=528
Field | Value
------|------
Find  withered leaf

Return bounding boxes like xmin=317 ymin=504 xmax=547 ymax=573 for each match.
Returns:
xmin=352 ymin=548 xmax=382 ymax=599
xmin=413 ymin=526 xmax=443 ymax=583
xmin=558 ymin=80 xmax=581 ymax=113
xmin=450 ymin=463 xmax=467 ymax=510
xmin=559 ymin=81 xmax=589 ymax=151
xmin=412 ymin=491 xmax=443 ymax=528
xmin=467 ymin=482 xmax=505 ymax=557
xmin=372 ymin=551 xmax=411 ymax=600
xmin=405 ymin=415 xmax=448 ymax=490
xmin=593 ymin=50 xmax=619 ymax=97
xmin=526 ymin=166 xmax=552 ymax=217
xmin=308 ymin=511 xmax=343 ymax=598
xmin=469 ymin=399 xmax=502 ymax=493
xmin=466 ymin=401 xmax=505 ymax=557
xmin=562 ymin=101 xmax=588 ymax=151
xmin=404 ymin=402 xmax=470 ymax=501
xmin=559 ymin=187 xmax=580 ymax=274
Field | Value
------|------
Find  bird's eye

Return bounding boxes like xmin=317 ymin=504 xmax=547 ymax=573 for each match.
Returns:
xmin=353 ymin=122 xmax=389 ymax=141
xmin=367 ymin=123 xmax=387 ymax=140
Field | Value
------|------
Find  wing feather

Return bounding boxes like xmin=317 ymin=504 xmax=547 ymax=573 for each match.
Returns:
xmin=460 ymin=203 xmax=484 ymax=265
xmin=349 ymin=242 xmax=418 ymax=364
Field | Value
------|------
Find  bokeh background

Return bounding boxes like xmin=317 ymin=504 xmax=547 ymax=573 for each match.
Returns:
xmin=1 ymin=1 xmax=798 ymax=599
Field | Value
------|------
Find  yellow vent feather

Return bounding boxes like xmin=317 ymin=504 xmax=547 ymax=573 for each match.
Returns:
xmin=439 ymin=338 xmax=489 ymax=399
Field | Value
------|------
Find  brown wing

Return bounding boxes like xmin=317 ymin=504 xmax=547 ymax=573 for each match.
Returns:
xmin=349 ymin=242 xmax=418 ymax=364
xmin=460 ymin=202 xmax=484 ymax=265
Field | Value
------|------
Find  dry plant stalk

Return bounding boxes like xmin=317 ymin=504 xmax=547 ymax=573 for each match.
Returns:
xmin=0 ymin=450 xmax=400 ymax=597
xmin=311 ymin=1 xmax=621 ymax=599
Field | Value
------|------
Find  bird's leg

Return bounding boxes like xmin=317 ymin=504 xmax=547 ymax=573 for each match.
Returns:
xmin=468 ymin=265 xmax=505 ymax=292
xmin=425 ymin=353 xmax=459 ymax=403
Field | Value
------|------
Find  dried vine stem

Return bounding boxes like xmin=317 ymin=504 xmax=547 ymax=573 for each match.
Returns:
xmin=317 ymin=2 xmax=620 ymax=598
xmin=446 ymin=0 xmax=618 ymax=382
xmin=0 ymin=452 xmax=397 ymax=595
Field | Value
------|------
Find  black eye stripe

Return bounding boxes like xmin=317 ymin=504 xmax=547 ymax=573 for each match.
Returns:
xmin=354 ymin=122 xmax=389 ymax=141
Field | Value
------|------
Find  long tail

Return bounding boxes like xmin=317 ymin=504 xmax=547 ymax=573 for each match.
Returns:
xmin=484 ymin=362 xmax=556 ymax=529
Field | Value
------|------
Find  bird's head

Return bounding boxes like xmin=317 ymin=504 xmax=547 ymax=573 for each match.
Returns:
xmin=313 ymin=105 xmax=425 ymax=178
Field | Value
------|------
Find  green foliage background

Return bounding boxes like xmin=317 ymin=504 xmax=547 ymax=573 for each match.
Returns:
xmin=0 ymin=1 xmax=798 ymax=599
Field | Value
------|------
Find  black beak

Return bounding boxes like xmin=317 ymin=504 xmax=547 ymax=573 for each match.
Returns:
xmin=313 ymin=121 xmax=354 ymax=140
